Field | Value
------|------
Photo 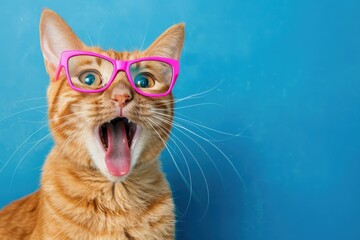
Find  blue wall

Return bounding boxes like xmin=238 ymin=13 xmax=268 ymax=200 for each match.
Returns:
xmin=1 ymin=1 xmax=360 ymax=239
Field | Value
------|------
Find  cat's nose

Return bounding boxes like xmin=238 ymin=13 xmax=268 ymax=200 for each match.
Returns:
xmin=111 ymin=93 xmax=132 ymax=108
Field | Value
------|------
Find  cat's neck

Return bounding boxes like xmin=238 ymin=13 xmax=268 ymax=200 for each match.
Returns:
xmin=41 ymin=146 xmax=170 ymax=214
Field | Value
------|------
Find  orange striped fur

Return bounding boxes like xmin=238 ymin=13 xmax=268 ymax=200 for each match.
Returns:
xmin=0 ymin=9 xmax=184 ymax=240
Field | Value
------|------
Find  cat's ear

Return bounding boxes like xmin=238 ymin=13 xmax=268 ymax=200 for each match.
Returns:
xmin=39 ymin=9 xmax=84 ymax=75
xmin=145 ymin=23 xmax=185 ymax=60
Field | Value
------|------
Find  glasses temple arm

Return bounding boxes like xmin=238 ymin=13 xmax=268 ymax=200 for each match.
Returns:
xmin=55 ymin=64 xmax=63 ymax=81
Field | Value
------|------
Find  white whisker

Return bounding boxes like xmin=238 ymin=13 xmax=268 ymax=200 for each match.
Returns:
xmin=9 ymin=117 xmax=81 ymax=185
xmin=152 ymin=110 xmax=251 ymax=139
xmin=0 ymin=105 xmax=48 ymax=123
xmin=146 ymin=117 xmax=196 ymax=217
xmin=174 ymin=122 xmax=247 ymax=191
xmin=149 ymin=107 xmax=246 ymax=189
xmin=143 ymin=118 xmax=192 ymax=194
xmin=85 ymin=28 xmax=94 ymax=47
xmin=12 ymin=96 xmax=47 ymax=104
xmin=4 ymin=110 xmax=90 ymax=177
xmin=139 ymin=29 xmax=148 ymax=53
xmin=96 ymin=23 xmax=105 ymax=47
xmin=152 ymin=102 xmax=221 ymax=111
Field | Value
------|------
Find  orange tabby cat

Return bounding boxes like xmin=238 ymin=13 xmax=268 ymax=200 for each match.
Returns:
xmin=0 ymin=9 xmax=184 ymax=240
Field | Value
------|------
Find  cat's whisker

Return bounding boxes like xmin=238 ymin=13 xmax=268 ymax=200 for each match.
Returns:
xmin=0 ymin=111 xmax=89 ymax=174
xmin=153 ymin=114 xmax=223 ymax=174
xmin=152 ymin=95 xmax=204 ymax=105
xmin=204 ymin=123 xmax=256 ymax=142
xmin=145 ymin=117 xmax=196 ymax=218
xmin=0 ymin=105 xmax=48 ymax=123
xmin=153 ymin=114 xmax=248 ymax=217
xmin=155 ymin=109 xmax=253 ymax=142
xmin=152 ymin=110 xmax=250 ymax=139
xmin=148 ymin=117 xmax=213 ymax=218
xmin=96 ymin=23 xmax=105 ymax=47
xmin=167 ymin=124 xmax=212 ymax=217
xmin=139 ymin=29 xmax=148 ymax=53
xmin=85 ymin=28 xmax=95 ymax=47
xmin=149 ymin=86 xmax=221 ymax=106
xmin=143 ymin=118 xmax=192 ymax=194
xmin=1 ymin=121 xmax=50 ymax=174
xmin=150 ymin=110 xmax=229 ymax=142
xmin=150 ymin=115 xmax=214 ymax=161
xmin=0 ymin=123 xmax=48 ymax=173
xmin=169 ymin=111 xmax=203 ymax=125
xmin=16 ymin=119 xmax=49 ymax=124
xmin=12 ymin=96 xmax=47 ymax=104
xmin=168 ymin=128 xmax=211 ymax=218
xmin=174 ymin=122 xmax=247 ymax=191
xmin=176 ymin=79 xmax=224 ymax=101
xmin=160 ymin=80 xmax=225 ymax=105
xmin=171 ymin=113 xmax=218 ymax=141
xmin=9 ymin=116 xmax=83 ymax=184
xmin=150 ymin=111 xmax=214 ymax=145
xmin=148 ymin=109 xmax=246 ymax=190
xmin=151 ymin=102 xmax=221 ymax=110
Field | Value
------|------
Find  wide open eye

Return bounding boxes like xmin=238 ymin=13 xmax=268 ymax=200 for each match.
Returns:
xmin=133 ymin=73 xmax=155 ymax=88
xmin=129 ymin=60 xmax=174 ymax=96
xmin=78 ymin=70 xmax=103 ymax=86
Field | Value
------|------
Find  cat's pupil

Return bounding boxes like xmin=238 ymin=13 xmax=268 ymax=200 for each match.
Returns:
xmin=135 ymin=75 xmax=149 ymax=88
xmin=84 ymin=74 xmax=95 ymax=85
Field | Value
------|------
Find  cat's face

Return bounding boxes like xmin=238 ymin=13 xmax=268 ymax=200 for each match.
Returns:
xmin=40 ymin=10 xmax=184 ymax=182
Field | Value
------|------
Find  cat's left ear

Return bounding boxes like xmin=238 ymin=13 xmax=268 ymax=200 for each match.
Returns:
xmin=145 ymin=23 xmax=185 ymax=60
xmin=39 ymin=9 xmax=85 ymax=76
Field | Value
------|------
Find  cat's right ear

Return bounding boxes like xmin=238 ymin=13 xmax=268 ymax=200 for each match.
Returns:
xmin=39 ymin=9 xmax=84 ymax=77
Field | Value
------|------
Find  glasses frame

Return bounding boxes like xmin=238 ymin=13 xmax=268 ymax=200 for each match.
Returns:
xmin=55 ymin=50 xmax=180 ymax=98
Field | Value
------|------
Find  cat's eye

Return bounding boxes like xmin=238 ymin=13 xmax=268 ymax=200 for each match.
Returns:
xmin=129 ymin=61 xmax=173 ymax=94
xmin=67 ymin=55 xmax=114 ymax=90
xmin=78 ymin=70 xmax=103 ymax=86
xmin=134 ymin=73 xmax=155 ymax=88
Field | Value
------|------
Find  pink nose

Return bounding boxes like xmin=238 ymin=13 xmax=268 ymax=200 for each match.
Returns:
xmin=111 ymin=94 xmax=131 ymax=107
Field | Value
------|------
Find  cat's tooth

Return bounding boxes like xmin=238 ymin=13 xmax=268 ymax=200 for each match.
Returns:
xmin=128 ymin=119 xmax=131 ymax=124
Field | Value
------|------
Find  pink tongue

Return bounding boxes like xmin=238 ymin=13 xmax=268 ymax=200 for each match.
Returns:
xmin=104 ymin=120 xmax=131 ymax=177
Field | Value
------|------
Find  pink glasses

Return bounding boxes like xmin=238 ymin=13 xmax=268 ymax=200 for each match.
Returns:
xmin=55 ymin=50 xmax=180 ymax=97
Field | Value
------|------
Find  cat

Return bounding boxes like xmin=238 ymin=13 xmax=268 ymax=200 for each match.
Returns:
xmin=0 ymin=9 xmax=184 ymax=240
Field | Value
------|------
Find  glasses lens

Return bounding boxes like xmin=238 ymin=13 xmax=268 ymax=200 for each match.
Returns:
xmin=129 ymin=60 xmax=173 ymax=95
xmin=68 ymin=55 xmax=114 ymax=90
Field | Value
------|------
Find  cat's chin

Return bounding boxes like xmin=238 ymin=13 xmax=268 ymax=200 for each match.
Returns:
xmin=85 ymin=117 xmax=143 ymax=182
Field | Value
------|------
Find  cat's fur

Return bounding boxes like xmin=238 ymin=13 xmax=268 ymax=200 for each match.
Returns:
xmin=0 ymin=9 xmax=184 ymax=239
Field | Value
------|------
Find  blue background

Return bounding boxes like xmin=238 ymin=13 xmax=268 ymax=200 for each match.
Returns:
xmin=1 ymin=1 xmax=359 ymax=239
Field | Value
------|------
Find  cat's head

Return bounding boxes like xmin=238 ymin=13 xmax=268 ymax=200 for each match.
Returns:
xmin=39 ymin=9 xmax=184 ymax=182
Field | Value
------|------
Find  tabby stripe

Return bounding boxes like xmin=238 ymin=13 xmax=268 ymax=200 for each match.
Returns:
xmin=45 ymin=195 xmax=122 ymax=237
xmin=142 ymin=193 xmax=172 ymax=219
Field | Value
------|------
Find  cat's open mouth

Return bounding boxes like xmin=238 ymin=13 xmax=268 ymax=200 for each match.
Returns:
xmin=95 ymin=117 xmax=141 ymax=177
xmin=99 ymin=117 xmax=137 ymax=150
